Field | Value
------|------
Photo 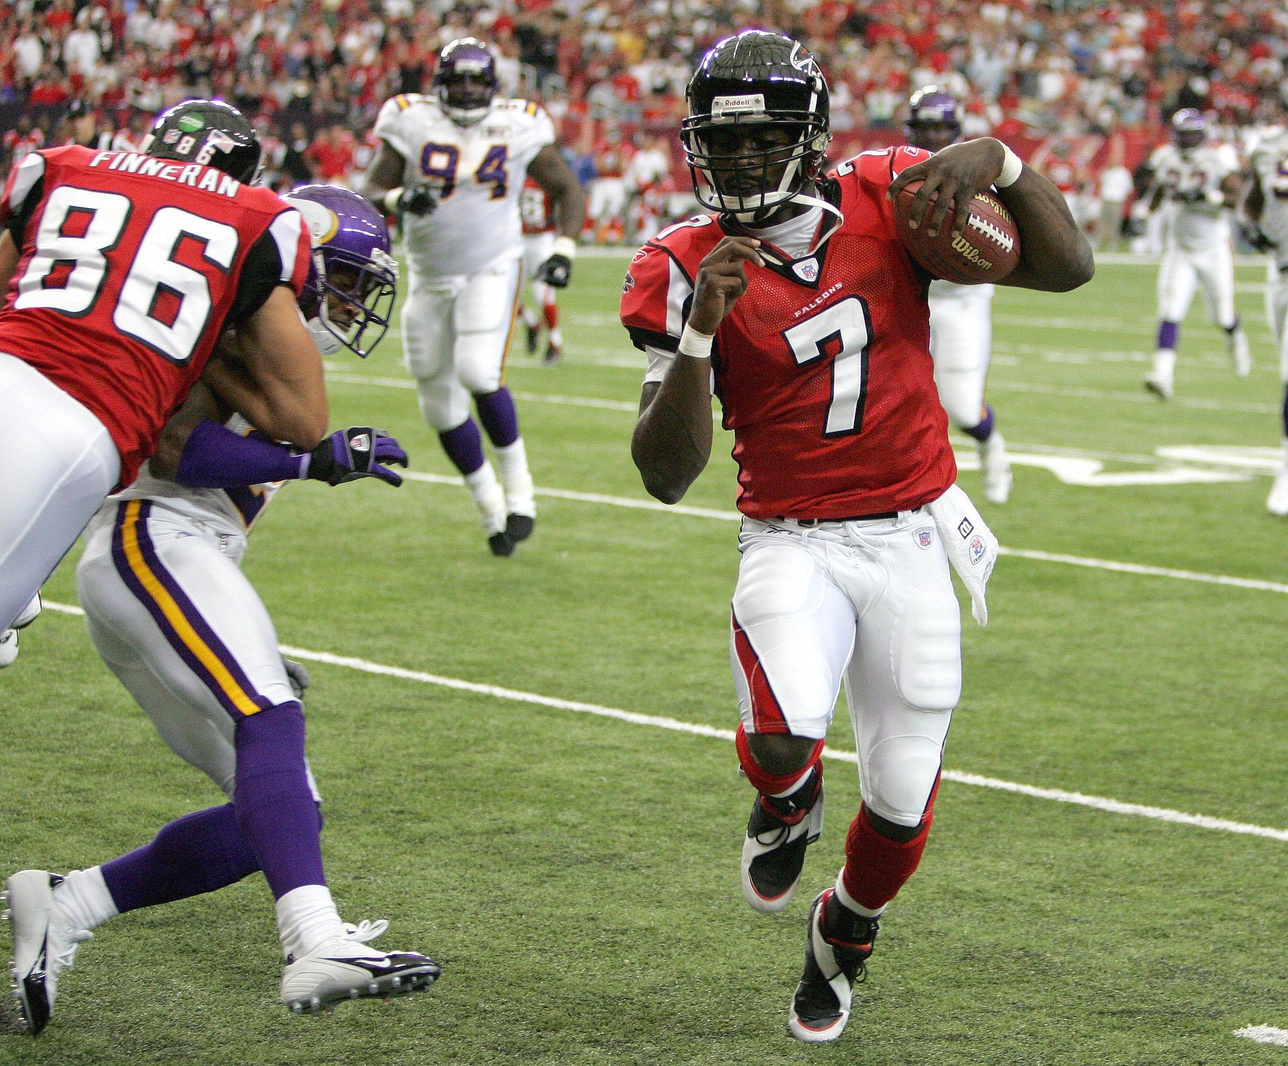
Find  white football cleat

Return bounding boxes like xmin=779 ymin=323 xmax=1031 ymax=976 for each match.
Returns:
xmin=3 ymin=870 xmax=92 ymax=1035
xmin=979 ymin=431 xmax=1013 ymax=505
xmin=1230 ymin=329 xmax=1252 ymax=377
xmin=741 ymin=785 xmax=824 ymax=913
xmin=1267 ymin=469 xmax=1288 ymax=516
xmin=787 ymin=890 xmax=878 ymax=1043
xmin=280 ymin=920 xmax=439 ymax=1015
xmin=0 ymin=594 xmax=43 ymax=669
xmin=1143 ymin=372 xmax=1173 ymax=401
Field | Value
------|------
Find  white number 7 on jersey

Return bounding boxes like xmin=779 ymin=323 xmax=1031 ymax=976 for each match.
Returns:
xmin=784 ymin=296 xmax=872 ymax=437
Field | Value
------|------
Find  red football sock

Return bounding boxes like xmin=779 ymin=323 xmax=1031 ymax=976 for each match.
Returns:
xmin=840 ymin=776 xmax=940 ymax=912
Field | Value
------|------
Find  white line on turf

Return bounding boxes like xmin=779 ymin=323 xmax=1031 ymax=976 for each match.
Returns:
xmin=398 ymin=471 xmax=1288 ymax=593
xmin=1235 ymin=1026 xmax=1288 ymax=1047
xmin=38 ymin=599 xmax=1288 ymax=843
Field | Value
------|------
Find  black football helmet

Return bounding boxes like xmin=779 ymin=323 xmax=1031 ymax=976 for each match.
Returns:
xmin=434 ymin=38 xmax=498 ymax=126
xmin=904 ymin=86 xmax=961 ymax=152
xmin=139 ymin=99 xmax=262 ymax=184
xmin=681 ymin=31 xmax=831 ymax=221
xmin=1171 ymin=108 xmax=1206 ymax=152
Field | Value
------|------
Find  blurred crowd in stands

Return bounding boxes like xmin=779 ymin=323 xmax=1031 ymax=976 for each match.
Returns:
xmin=4 ymin=0 xmax=1288 ymax=247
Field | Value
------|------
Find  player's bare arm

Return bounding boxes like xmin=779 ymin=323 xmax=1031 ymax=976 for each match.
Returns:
xmin=203 ymin=286 xmax=328 ymax=450
xmin=1219 ymin=171 xmax=1243 ymax=209
xmin=890 ymin=138 xmax=1094 ymax=292
xmin=354 ymin=140 xmax=420 ymax=215
xmin=0 ymin=229 xmax=18 ymax=293
xmin=147 ymin=382 xmax=225 ymax=480
xmin=527 ymin=144 xmax=586 ymax=242
xmin=632 ymin=237 xmax=762 ymax=503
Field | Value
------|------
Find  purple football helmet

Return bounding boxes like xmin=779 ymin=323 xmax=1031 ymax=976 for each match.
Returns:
xmin=282 ymin=185 xmax=398 ymax=358
xmin=1172 ymin=108 xmax=1206 ymax=151
xmin=433 ymin=38 xmax=498 ymax=126
xmin=904 ymin=86 xmax=961 ymax=151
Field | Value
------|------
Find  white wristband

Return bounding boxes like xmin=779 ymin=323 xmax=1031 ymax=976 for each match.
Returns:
xmin=995 ymin=144 xmax=1023 ymax=188
xmin=677 ymin=323 xmax=714 ymax=359
xmin=382 ymin=187 xmax=403 ymax=214
xmin=552 ymin=235 xmax=577 ymax=260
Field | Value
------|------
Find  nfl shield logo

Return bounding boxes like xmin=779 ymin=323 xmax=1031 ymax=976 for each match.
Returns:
xmin=916 ymin=529 xmax=933 ymax=549
xmin=793 ymin=258 xmax=820 ymax=282
xmin=969 ymin=534 xmax=986 ymax=564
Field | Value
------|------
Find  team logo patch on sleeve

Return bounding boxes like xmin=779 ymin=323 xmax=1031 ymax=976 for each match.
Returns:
xmin=623 ymin=272 xmax=635 ymax=293
xmin=969 ymin=534 xmax=986 ymax=564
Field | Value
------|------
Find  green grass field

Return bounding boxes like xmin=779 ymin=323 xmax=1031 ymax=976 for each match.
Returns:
xmin=1 ymin=250 xmax=1286 ymax=1065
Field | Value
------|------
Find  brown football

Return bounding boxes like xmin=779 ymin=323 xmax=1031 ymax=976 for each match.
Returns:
xmin=893 ymin=180 xmax=1021 ymax=284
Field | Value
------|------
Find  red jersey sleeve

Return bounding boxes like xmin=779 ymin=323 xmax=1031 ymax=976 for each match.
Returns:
xmin=621 ymin=215 xmax=722 ymax=352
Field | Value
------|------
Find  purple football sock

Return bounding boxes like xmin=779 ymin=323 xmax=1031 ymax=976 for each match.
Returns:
xmin=962 ymin=404 xmax=995 ymax=443
xmin=234 ymin=702 xmax=326 ymax=899
xmin=475 ymin=388 xmax=521 ymax=448
xmin=438 ymin=418 xmax=487 ymax=476
xmin=100 ymin=804 xmax=260 ymax=913
xmin=1157 ymin=320 xmax=1179 ymax=350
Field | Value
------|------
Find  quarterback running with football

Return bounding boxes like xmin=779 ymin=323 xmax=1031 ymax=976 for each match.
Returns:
xmin=1141 ymin=108 xmax=1248 ymax=400
xmin=357 ymin=37 xmax=585 ymax=556
xmin=0 ymin=100 xmax=327 ymax=654
xmin=905 ymin=86 xmax=1013 ymax=505
xmin=4 ymin=184 xmax=439 ymax=1033
xmin=624 ymin=31 xmax=1093 ymax=1042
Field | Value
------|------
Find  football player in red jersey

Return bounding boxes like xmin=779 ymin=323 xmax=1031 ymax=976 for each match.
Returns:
xmin=624 ymin=32 xmax=1093 ymax=1043
xmin=0 ymin=99 xmax=328 ymax=637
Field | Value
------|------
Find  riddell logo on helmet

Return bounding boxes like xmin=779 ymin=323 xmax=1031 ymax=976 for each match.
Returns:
xmin=712 ymin=94 xmax=766 ymax=117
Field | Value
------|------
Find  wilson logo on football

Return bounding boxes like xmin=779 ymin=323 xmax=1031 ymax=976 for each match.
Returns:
xmin=951 ymin=236 xmax=993 ymax=270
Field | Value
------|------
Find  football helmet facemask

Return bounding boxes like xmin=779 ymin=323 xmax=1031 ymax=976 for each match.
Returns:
xmin=140 ymin=99 xmax=262 ymax=184
xmin=904 ymin=86 xmax=962 ymax=152
xmin=434 ymin=38 xmax=498 ymax=126
xmin=682 ymin=31 xmax=832 ymax=222
xmin=283 ymin=185 xmax=398 ymax=358
xmin=1172 ymin=108 xmax=1206 ymax=152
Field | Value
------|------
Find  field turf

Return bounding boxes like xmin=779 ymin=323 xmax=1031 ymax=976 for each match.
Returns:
xmin=0 ymin=250 xmax=1285 ymax=1065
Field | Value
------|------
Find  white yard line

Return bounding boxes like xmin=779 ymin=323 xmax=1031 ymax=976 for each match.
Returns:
xmin=37 ymin=599 xmax=1288 ymax=843
xmin=398 ymin=471 xmax=1288 ymax=593
xmin=1235 ymin=1026 xmax=1288 ymax=1047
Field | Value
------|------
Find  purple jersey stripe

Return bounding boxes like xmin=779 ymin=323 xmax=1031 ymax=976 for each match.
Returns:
xmin=109 ymin=499 xmax=272 ymax=718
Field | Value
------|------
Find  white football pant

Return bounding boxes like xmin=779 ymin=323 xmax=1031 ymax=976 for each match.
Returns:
xmin=1157 ymin=240 xmax=1237 ymax=328
xmin=76 ymin=499 xmax=319 ymax=801
xmin=928 ymin=284 xmax=994 ymax=429
xmin=0 ymin=352 xmax=119 ymax=629
xmin=730 ymin=512 xmax=961 ymax=828
xmin=402 ymin=252 xmax=523 ymax=431
xmin=1264 ymin=259 xmax=1288 ymax=382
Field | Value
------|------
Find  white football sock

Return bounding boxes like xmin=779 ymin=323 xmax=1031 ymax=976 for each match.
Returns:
xmin=463 ymin=460 xmax=501 ymax=503
xmin=52 ymin=867 xmax=118 ymax=931
xmin=834 ymin=876 xmax=885 ymax=920
xmin=495 ymin=439 xmax=535 ymax=515
xmin=276 ymin=884 xmax=346 ymax=961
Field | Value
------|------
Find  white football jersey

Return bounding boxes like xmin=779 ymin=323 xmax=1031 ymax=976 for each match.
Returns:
xmin=1250 ymin=128 xmax=1288 ymax=261
xmin=374 ymin=92 xmax=555 ymax=279
xmin=113 ymin=412 xmax=286 ymax=534
xmin=1148 ymin=141 xmax=1239 ymax=252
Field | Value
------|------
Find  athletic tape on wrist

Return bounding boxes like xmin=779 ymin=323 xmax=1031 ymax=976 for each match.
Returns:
xmin=995 ymin=144 xmax=1023 ymax=188
xmin=677 ymin=324 xmax=714 ymax=359
xmin=552 ymin=235 xmax=578 ymax=260
xmin=383 ymin=187 xmax=403 ymax=214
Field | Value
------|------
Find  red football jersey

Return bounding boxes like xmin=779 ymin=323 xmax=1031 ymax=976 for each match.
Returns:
xmin=0 ymin=145 xmax=311 ymax=487
xmin=520 ymin=176 xmax=554 ymax=235
xmin=621 ymin=146 xmax=956 ymax=520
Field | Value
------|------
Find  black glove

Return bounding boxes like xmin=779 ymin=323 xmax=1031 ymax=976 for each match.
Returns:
xmin=282 ymin=656 xmax=310 ymax=701
xmin=535 ymin=252 xmax=573 ymax=288
xmin=306 ymin=427 xmax=408 ymax=487
xmin=1239 ymin=219 xmax=1278 ymax=253
xmin=387 ymin=184 xmax=437 ymax=217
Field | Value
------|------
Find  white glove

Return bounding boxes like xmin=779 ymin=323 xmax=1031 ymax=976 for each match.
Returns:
xmin=926 ymin=483 xmax=999 ymax=626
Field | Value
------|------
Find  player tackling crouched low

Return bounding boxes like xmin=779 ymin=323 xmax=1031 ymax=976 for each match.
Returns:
xmin=4 ymin=173 xmax=438 ymax=1033
xmin=624 ymin=31 xmax=1093 ymax=1043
